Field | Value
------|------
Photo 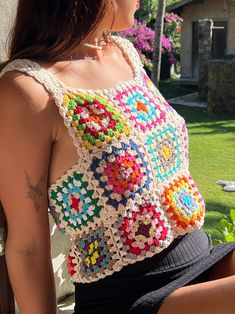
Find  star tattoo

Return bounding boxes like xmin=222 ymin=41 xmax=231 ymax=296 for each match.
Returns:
xmin=24 ymin=169 xmax=47 ymax=213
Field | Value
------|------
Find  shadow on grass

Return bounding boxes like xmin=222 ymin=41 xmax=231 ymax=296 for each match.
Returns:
xmin=172 ymin=105 xmax=235 ymax=136
xmin=159 ymin=79 xmax=197 ymax=99
xmin=189 ymin=123 xmax=235 ymax=136
xmin=173 ymin=105 xmax=234 ymax=122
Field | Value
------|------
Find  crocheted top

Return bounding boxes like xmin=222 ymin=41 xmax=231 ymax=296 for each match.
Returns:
xmin=0 ymin=35 xmax=205 ymax=284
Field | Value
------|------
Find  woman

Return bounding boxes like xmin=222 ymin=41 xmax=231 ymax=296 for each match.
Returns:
xmin=0 ymin=1 xmax=234 ymax=314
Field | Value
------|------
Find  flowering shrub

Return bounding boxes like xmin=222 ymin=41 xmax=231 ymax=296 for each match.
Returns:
xmin=119 ymin=20 xmax=154 ymax=70
xmin=164 ymin=13 xmax=183 ymax=64
xmin=165 ymin=12 xmax=183 ymax=24
xmin=161 ymin=34 xmax=176 ymax=64
xmin=119 ymin=12 xmax=183 ymax=77
xmin=161 ymin=34 xmax=172 ymax=53
xmin=119 ymin=20 xmax=176 ymax=72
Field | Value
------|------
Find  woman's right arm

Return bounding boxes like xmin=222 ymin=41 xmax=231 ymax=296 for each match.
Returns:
xmin=0 ymin=72 xmax=57 ymax=314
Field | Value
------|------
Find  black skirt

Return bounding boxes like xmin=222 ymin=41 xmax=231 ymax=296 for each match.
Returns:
xmin=73 ymin=228 xmax=235 ymax=314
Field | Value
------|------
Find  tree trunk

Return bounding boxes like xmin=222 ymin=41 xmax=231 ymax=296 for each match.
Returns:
xmin=0 ymin=202 xmax=15 ymax=314
xmin=151 ymin=0 xmax=166 ymax=86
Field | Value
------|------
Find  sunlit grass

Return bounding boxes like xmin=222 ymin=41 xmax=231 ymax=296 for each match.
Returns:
xmin=172 ymin=106 xmax=235 ymax=239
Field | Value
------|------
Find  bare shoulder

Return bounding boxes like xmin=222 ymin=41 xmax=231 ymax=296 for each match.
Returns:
xmin=0 ymin=69 xmax=52 ymax=112
xmin=0 ymin=69 xmax=57 ymax=140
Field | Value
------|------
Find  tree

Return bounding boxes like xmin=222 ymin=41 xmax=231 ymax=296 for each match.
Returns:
xmin=135 ymin=0 xmax=157 ymax=22
xmin=151 ymin=0 xmax=166 ymax=86
xmin=136 ymin=0 xmax=180 ymax=23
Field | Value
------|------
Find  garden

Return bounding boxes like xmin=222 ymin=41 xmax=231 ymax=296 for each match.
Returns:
xmin=118 ymin=1 xmax=235 ymax=244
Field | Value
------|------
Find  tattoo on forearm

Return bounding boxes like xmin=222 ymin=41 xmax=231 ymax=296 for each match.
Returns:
xmin=24 ymin=169 xmax=47 ymax=213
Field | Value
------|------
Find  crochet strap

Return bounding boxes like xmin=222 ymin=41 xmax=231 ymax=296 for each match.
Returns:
xmin=113 ymin=35 xmax=143 ymax=71
xmin=0 ymin=59 xmax=66 ymax=97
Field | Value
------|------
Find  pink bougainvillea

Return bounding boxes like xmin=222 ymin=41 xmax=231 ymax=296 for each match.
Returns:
xmin=165 ymin=12 xmax=183 ymax=24
xmin=119 ymin=20 xmax=176 ymax=70
xmin=119 ymin=13 xmax=183 ymax=71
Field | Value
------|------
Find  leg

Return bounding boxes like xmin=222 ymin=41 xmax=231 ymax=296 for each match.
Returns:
xmin=208 ymin=249 xmax=235 ymax=280
xmin=158 ymin=275 xmax=235 ymax=314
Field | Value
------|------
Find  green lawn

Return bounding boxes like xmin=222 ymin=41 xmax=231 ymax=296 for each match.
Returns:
xmin=172 ymin=106 xmax=235 ymax=240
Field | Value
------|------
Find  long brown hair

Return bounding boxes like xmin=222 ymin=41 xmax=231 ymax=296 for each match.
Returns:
xmin=5 ymin=0 xmax=113 ymax=64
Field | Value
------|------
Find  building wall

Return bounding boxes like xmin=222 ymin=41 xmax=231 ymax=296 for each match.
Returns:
xmin=0 ymin=0 xmax=17 ymax=61
xmin=180 ymin=0 xmax=235 ymax=78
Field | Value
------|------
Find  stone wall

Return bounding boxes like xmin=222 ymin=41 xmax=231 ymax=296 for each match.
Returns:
xmin=208 ymin=59 xmax=235 ymax=115
xmin=198 ymin=19 xmax=213 ymax=101
xmin=180 ymin=0 xmax=235 ymax=78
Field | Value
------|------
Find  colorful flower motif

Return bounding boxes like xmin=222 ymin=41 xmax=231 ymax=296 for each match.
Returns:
xmin=68 ymin=249 xmax=76 ymax=276
xmin=103 ymin=151 xmax=143 ymax=194
xmin=49 ymin=171 xmax=102 ymax=234
xmin=142 ymin=71 xmax=175 ymax=113
xmin=114 ymin=195 xmax=170 ymax=256
xmin=62 ymin=93 xmax=131 ymax=151
xmin=90 ymin=140 xmax=152 ymax=208
xmin=78 ymin=229 xmax=111 ymax=276
xmin=113 ymin=85 xmax=166 ymax=132
xmin=145 ymin=124 xmax=181 ymax=182
xmin=162 ymin=175 xmax=205 ymax=232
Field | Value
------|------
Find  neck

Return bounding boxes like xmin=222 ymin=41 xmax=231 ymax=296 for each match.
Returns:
xmin=71 ymin=31 xmax=113 ymax=61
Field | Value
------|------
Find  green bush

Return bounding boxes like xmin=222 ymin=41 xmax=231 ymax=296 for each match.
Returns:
xmin=210 ymin=209 xmax=235 ymax=245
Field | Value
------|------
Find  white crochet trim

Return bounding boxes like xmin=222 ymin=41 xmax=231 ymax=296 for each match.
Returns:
xmin=0 ymin=58 xmax=67 ymax=97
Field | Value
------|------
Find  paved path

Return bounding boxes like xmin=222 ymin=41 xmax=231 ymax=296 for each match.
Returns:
xmin=57 ymin=294 xmax=75 ymax=314
xmin=168 ymin=92 xmax=207 ymax=108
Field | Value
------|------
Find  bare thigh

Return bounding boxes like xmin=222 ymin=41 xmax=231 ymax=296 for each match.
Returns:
xmin=208 ymin=249 xmax=235 ymax=280
xmin=158 ymin=249 xmax=235 ymax=314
